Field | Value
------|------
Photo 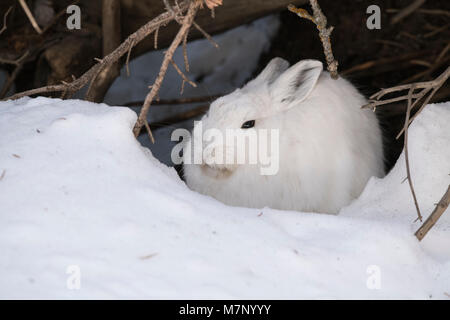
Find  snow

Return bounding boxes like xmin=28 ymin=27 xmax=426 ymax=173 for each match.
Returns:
xmin=0 ymin=96 xmax=449 ymax=299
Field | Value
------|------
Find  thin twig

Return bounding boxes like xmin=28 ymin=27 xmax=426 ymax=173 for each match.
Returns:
xmin=375 ymin=39 xmax=407 ymax=50
xmin=401 ymin=55 xmax=449 ymax=85
xmin=154 ymin=27 xmax=159 ymax=49
xmin=144 ymin=118 xmax=155 ymax=144
xmin=132 ymin=1 xmax=200 ymax=138
xmin=4 ymin=1 xmax=191 ymax=101
xmin=18 ymin=0 xmax=43 ymax=34
xmin=124 ymin=94 xmax=221 ymax=107
xmin=0 ymin=6 xmax=13 ymax=35
xmin=390 ymin=0 xmax=426 ymax=25
xmin=396 ymin=67 xmax=450 ymax=138
xmin=423 ymin=23 xmax=449 ymax=39
xmin=126 ymin=39 xmax=135 ymax=77
xmin=180 ymin=80 xmax=186 ymax=94
xmin=0 ymin=50 xmax=30 ymax=98
xmin=415 ymin=185 xmax=450 ymax=241
xmin=84 ymin=63 xmax=106 ymax=99
xmin=403 ymin=85 xmax=422 ymax=222
xmin=0 ymin=49 xmax=30 ymax=66
xmin=85 ymin=0 xmax=122 ymax=102
xmin=341 ymin=51 xmax=430 ymax=76
xmin=192 ymin=21 xmax=219 ymax=48
xmin=409 ymin=59 xmax=432 ymax=68
xmin=169 ymin=58 xmax=197 ymax=88
xmin=436 ymin=43 xmax=450 ymax=64
xmin=362 ymin=67 xmax=450 ymax=224
xmin=386 ymin=8 xmax=450 ymax=18
xmin=165 ymin=0 xmax=193 ymax=72
xmin=288 ymin=0 xmax=339 ymax=79
xmin=414 ymin=8 xmax=450 ymax=17
xmin=167 ymin=0 xmax=219 ymax=49
xmin=182 ymin=31 xmax=190 ymax=72
xmin=362 ymin=66 xmax=450 ymax=111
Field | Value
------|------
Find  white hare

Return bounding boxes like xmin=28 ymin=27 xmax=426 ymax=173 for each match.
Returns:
xmin=183 ymin=58 xmax=384 ymax=213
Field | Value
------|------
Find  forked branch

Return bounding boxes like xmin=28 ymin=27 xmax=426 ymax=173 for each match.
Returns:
xmin=4 ymin=1 xmax=192 ymax=101
xmin=132 ymin=0 xmax=201 ymax=139
xmin=5 ymin=0 xmax=217 ymax=144
xmin=362 ymin=66 xmax=450 ymax=138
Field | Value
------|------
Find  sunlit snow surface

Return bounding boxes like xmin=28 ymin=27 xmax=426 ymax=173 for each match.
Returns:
xmin=0 ymin=96 xmax=449 ymax=299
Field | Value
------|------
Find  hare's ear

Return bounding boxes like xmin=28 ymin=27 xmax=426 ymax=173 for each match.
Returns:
xmin=246 ymin=57 xmax=289 ymax=87
xmin=270 ymin=60 xmax=322 ymax=106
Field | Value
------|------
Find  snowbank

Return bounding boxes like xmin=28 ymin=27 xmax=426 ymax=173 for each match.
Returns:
xmin=0 ymin=97 xmax=449 ymax=299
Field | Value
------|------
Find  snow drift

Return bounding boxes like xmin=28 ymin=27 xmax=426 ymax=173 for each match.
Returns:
xmin=0 ymin=97 xmax=449 ymax=299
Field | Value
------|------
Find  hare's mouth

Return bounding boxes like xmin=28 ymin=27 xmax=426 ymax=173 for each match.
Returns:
xmin=201 ymin=164 xmax=235 ymax=179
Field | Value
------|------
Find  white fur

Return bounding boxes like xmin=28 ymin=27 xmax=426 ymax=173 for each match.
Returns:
xmin=183 ymin=58 xmax=384 ymax=214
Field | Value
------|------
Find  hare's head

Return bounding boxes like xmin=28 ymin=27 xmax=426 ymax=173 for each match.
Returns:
xmin=183 ymin=58 xmax=324 ymax=178
xmin=183 ymin=58 xmax=384 ymax=214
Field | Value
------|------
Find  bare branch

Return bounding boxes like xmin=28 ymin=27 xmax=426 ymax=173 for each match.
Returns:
xmin=386 ymin=8 xmax=450 ymax=18
xmin=403 ymin=85 xmax=423 ymax=222
xmin=0 ymin=51 xmax=30 ymax=99
xmin=124 ymin=94 xmax=221 ymax=107
xmin=144 ymin=118 xmax=155 ymax=144
xmin=288 ymin=0 xmax=339 ymax=79
xmin=192 ymin=21 xmax=219 ymax=48
xmin=85 ymin=0 xmax=122 ymax=102
xmin=132 ymin=1 xmax=200 ymax=138
xmin=0 ymin=50 xmax=30 ymax=67
xmin=415 ymin=185 xmax=450 ymax=241
xmin=340 ymin=50 xmax=431 ymax=77
xmin=362 ymin=66 xmax=450 ymax=225
xmin=362 ymin=66 xmax=450 ymax=113
xmin=18 ymin=0 xmax=43 ymax=34
xmin=126 ymin=39 xmax=135 ymax=77
xmin=154 ymin=27 xmax=159 ymax=49
xmin=167 ymin=0 xmax=219 ymax=50
xmin=182 ymin=31 xmax=190 ymax=72
xmin=0 ymin=6 xmax=13 ymax=35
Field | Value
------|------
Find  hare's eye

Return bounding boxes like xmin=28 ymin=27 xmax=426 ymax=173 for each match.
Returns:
xmin=241 ymin=120 xmax=255 ymax=129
